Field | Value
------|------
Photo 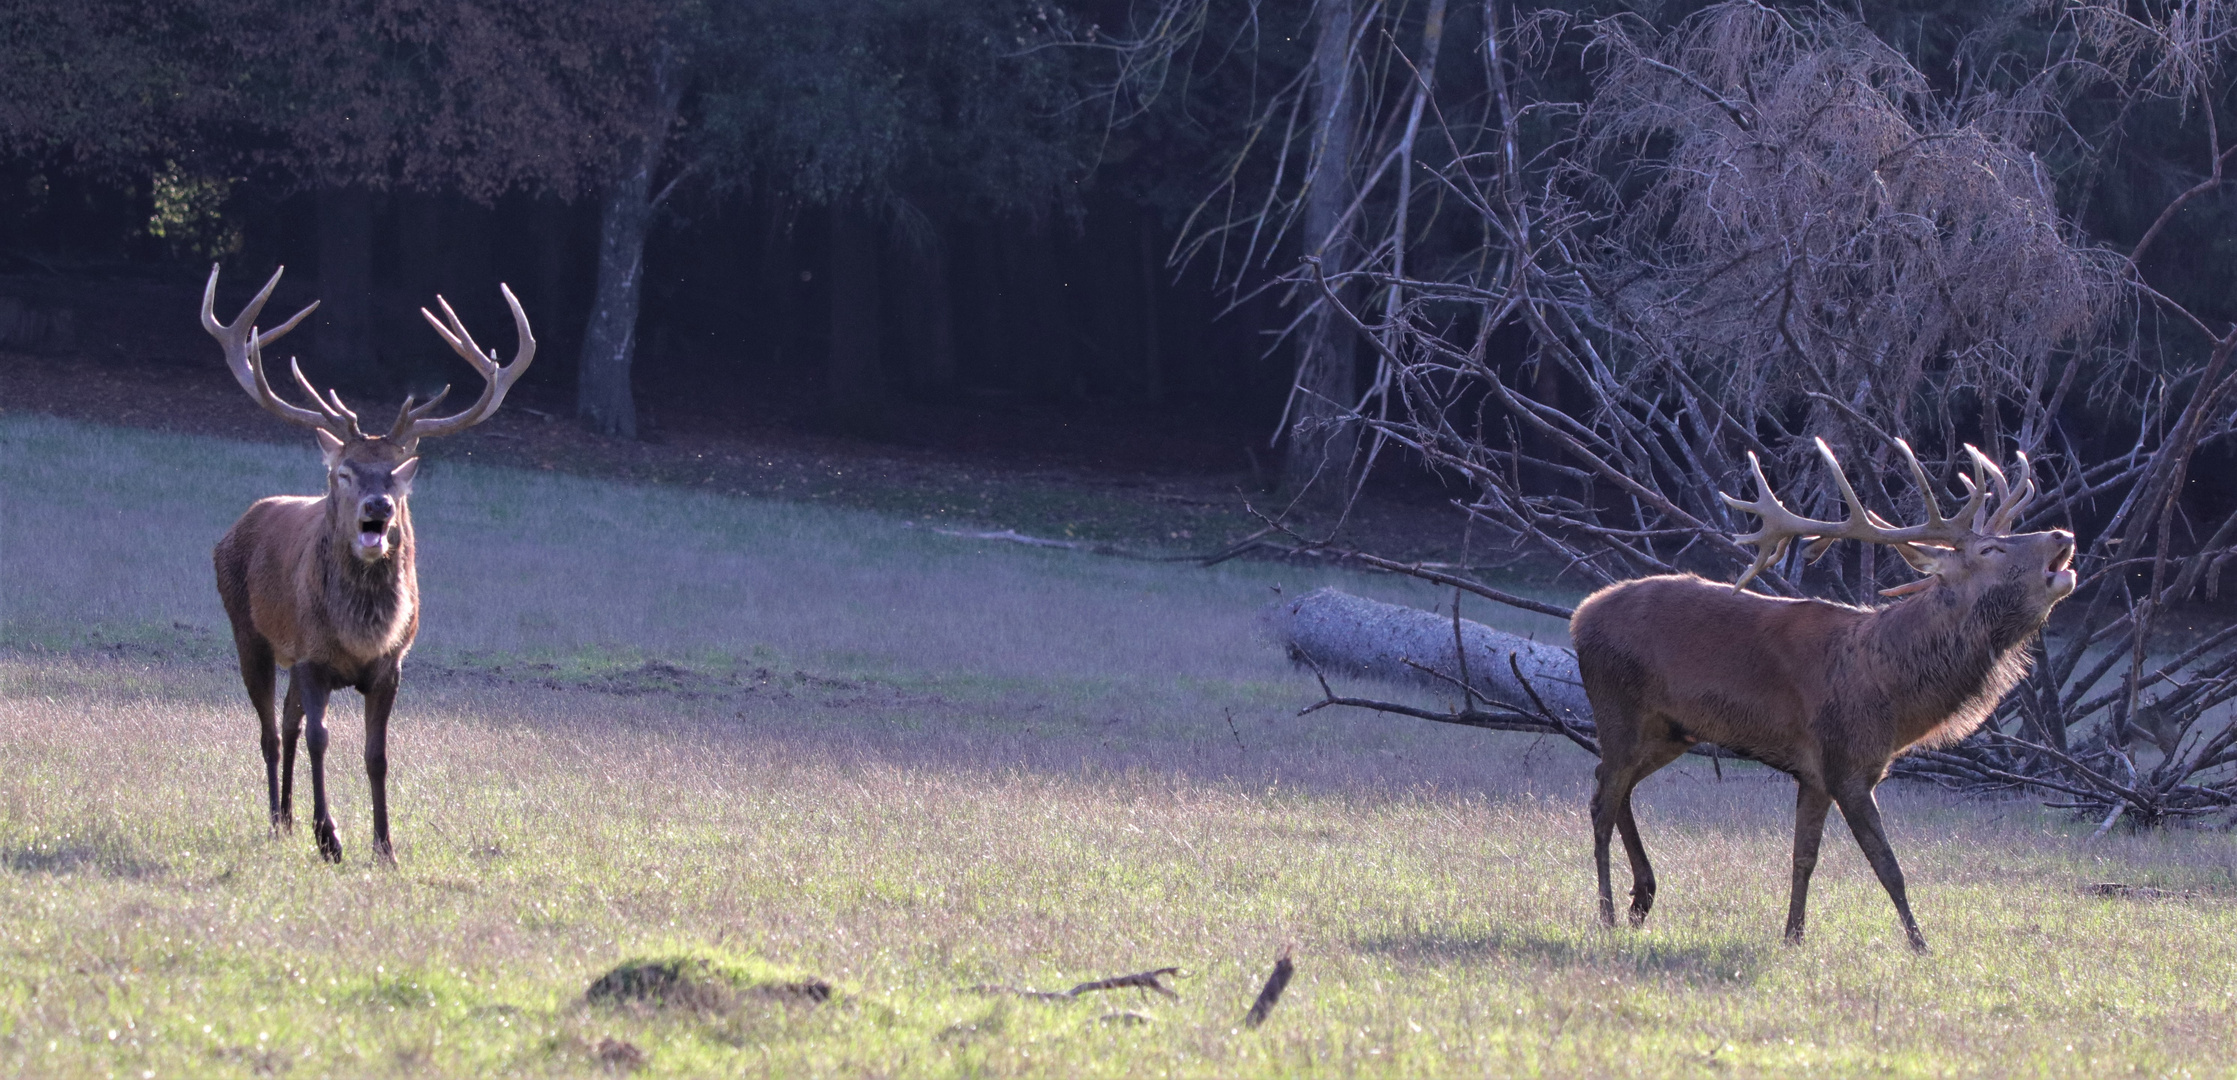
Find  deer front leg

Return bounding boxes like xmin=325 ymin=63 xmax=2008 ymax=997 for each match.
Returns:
xmin=1784 ymin=784 xmax=1832 ymax=944
xmin=1834 ymin=784 xmax=1927 ymax=953
xmin=363 ymin=665 xmax=399 ymax=864
xmin=292 ymin=664 xmax=343 ymax=863
xmin=278 ymin=678 xmax=303 ymax=833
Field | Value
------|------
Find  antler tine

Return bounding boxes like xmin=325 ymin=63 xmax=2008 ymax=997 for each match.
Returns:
xmin=202 ymin=264 xmax=333 ymax=434
xmin=1890 ymin=438 xmax=1948 ymax=529
xmin=273 ymin=353 xmax=365 ymax=439
xmin=1799 ymin=437 xmax=1915 ymax=561
xmin=1962 ymin=445 xmax=2007 ymax=532
xmin=1720 ymin=451 xmax=1820 ymax=592
xmin=325 ymin=389 xmax=360 ymax=430
xmin=391 ymin=284 xmax=537 ymax=446
xmin=1986 ymin=451 xmax=2038 ymax=534
xmin=388 ymin=386 xmax=456 ymax=430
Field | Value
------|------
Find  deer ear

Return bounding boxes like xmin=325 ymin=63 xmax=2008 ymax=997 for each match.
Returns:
xmin=1894 ymin=542 xmax=1950 ymax=573
xmin=390 ymin=457 xmax=420 ymax=492
xmin=316 ymin=428 xmax=345 ymax=464
xmin=1879 ymin=577 xmax=1937 ymax=598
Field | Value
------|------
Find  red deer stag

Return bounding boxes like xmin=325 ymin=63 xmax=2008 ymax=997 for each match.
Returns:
xmin=1570 ymin=438 xmax=2076 ymax=951
xmin=203 ymin=265 xmax=533 ymax=863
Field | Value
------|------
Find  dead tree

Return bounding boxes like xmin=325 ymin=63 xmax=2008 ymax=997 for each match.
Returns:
xmin=1250 ymin=0 xmax=2237 ymax=833
xmin=204 ymin=264 xmax=535 ymax=863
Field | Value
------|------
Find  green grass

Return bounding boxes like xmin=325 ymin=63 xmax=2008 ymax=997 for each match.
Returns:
xmin=4 ymin=414 xmax=2237 ymax=1077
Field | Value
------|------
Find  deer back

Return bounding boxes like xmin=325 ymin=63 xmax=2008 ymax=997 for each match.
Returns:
xmin=1572 ymin=574 xmax=1872 ymax=770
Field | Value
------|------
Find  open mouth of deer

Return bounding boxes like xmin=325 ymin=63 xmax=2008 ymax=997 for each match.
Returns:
xmin=2046 ymin=538 xmax=2077 ymax=597
xmin=357 ymin=516 xmax=391 ymax=556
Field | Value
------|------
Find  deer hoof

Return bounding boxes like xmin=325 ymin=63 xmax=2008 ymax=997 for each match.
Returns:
xmin=1906 ymin=932 xmax=1930 ymax=954
xmin=315 ymin=825 xmax=343 ymax=864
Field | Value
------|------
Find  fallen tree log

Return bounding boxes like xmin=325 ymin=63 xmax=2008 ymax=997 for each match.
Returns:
xmin=1261 ymin=586 xmax=1589 ymax=723
xmin=1263 ymin=587 xmax=1746 ymax=764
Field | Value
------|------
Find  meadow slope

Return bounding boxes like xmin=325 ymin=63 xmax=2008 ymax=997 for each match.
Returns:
xmin=2 ymin=414 xmax=2234 ymax=1078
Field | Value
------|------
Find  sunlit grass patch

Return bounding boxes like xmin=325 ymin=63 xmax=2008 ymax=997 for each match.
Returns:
xmin=3 ymin=651 xmax=2236 ymax=1077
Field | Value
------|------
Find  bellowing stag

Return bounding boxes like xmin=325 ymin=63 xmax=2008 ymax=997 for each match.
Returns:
xmin=1570 ymin=439 xmax=2076 ymax=951
xmin=203 ymin=265 xmax=533 ymax=863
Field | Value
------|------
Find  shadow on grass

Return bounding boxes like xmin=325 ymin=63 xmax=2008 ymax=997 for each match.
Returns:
xmin=1 ymin=836 xmax=167 ymax=879
xmin=1355 ymin=925 xmax=1773 ymax=985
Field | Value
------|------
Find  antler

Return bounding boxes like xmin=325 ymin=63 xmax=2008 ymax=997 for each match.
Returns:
xmin=1979 ymin=448 xmax=2038 ymax=533
xmin=386 ymin=286 xmax=536 ymax=448
xmin=1720 ymin=438 xmax=1993 ymax=592
xmin=201 ymin=265 xmax=365 ymax=438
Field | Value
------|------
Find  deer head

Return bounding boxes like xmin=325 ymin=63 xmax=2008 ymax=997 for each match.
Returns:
xmin=1721 ymin=437 xmax=2077 ymax=630
xmin=200 ymin=265 xmax=535 ymax=564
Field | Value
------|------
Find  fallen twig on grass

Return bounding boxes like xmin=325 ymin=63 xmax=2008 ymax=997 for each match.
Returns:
xmin=1243 ymin=945 xmax=1294 ymax=1028
xmin=973 ymin=967 xmax=1183 ymax=1002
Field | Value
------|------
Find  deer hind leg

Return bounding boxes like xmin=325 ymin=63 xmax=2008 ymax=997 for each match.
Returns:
xmin=1591 ymin=765 xmax=1623 ymax=927
xmin=1784 ymin=784 xmax=1833 ymax=944
xmin=1592 ymin=738 xmax=1686 ymax=928
xmin=235 ymin=637 xmax=281 ymax=835
xmin=1617 ymin=738 xmax=1689 ymax=926
xmin=292 ymin=663 xmax=343 ymax=864
xmin=278 ymin=678 xmax=304 ymax=833
xmin=1834 ymin=783 xmax=1928 ymax=953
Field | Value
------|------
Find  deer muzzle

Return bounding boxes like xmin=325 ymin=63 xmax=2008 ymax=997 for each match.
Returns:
xmin=2047 ymin=530 xmax=2076 ymax=601
xmin=354 ymin=495 xmax=396 ymax=560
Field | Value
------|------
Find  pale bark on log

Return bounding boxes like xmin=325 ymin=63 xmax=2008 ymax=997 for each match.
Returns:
xmin=1262 ymin=587 xmax=1588 ymax=723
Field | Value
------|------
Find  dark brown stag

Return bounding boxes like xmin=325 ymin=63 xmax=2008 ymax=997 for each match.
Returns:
xmin=204 ymin=265 xmax=533 ymax=863
xmin=1570 ymin=439 xmax=2076 ymax=951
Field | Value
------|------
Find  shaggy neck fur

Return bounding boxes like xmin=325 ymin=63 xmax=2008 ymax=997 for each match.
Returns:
xmin=319 ymin=498 xmax=417 ymax=657
xmin=1861 ymin=579 xmax=2043 ymax=752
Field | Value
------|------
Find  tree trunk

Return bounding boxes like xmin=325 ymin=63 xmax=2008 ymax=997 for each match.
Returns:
xmin=577 ymin=50 xmax=678 ymax=439
xmin=899 ymin=230 xmax=955 ymax=394
xmin=1263 ymin=587 xmax=1588 ymax=722
xmin=578 ymin=166 xmax=651 ymax=437
xmin=1285 ymin=0 xmax=1361 ymax=495
xmin=1000 ymin=226 xmax=1061 ymax=396
xmin=315 ymin=185 xmax=376 ymax=382
xmin=827 ymin=205 xmax=886 ymax=434
xmin=1139 ymin=215 xmax=1163 ymax=404
xmin=963 ymin=226 xmax=1011 ymax=390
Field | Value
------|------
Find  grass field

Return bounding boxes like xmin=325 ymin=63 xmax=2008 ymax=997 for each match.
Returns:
xmin=4 ymin=413 xmax=2236 ymax=1078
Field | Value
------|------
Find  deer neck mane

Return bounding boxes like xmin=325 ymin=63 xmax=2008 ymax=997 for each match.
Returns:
xmin=1857 ymin=580 xmax=2038 ymax=751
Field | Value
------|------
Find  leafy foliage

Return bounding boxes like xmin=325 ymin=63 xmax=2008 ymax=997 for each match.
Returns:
xmin=692 ymin=0 xmax=1098 ymax=217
